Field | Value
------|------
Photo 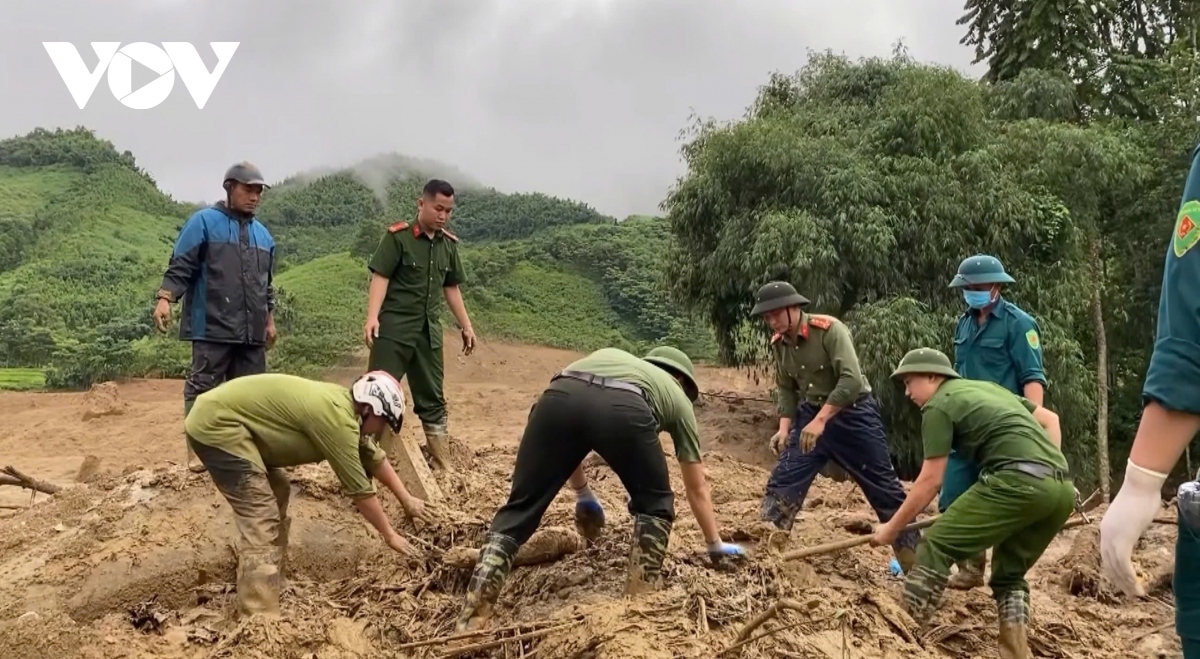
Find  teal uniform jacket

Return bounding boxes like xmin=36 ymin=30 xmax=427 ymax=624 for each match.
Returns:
xmin=1151 ymin=143 xmax=1200 ymax=648
xmin=940 ymin=297 xmax=1047 ymax=512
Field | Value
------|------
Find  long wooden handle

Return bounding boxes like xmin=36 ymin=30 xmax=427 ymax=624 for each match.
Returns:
xmin=779 ymin=516 xmax=940 ymax=561
xmin=778 ymin=511 xmax=1120 ymax=563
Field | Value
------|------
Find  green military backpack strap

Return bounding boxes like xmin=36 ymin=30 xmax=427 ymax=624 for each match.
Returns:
xmin=642 ymin=346 xmax=700 ymax=402
xmin=949 ymin=255 xmax=1016 ymax=288
xmin=750 ymin=281 xmax=810 ymax=316
xmin=891 ymin=348 xmax=961 ymax=380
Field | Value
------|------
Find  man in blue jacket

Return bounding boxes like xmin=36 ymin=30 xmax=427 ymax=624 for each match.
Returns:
xmin=154 ymin=162 xmax=278 ymax=473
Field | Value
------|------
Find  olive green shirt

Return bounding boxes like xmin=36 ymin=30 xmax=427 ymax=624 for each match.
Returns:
xmin=367 ymin=220 xmax=466 ymax=349
xmin=564 ymin=348 xmax=703 ymax=463
xmin=184 ymin=373 xmax=388 ymax=500
xmin=771 ymin=313 xmax=871 ymax=416
xmin=920 ymin=378 xmax=1069 ymax=473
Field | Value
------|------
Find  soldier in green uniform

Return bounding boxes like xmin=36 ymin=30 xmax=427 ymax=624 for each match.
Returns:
xmin=453 ymin=346 xmax=746 ymax=631
xmin=877 ymin=348 xmax=1073 ymax=659
xmin=1101 ymin=143 xmax=1200 ymax=657
xmin=943 ymin=255 xmax=1047 ymax=590
xmin=364 ymin=179 xmax=477 ymax=473
xmin=750 ymin=281 xmax=919 ymax=572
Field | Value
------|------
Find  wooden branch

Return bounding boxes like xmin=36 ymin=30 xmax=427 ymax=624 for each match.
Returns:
xmin=395 ymin=616 xmax=579 ymax=651
xmin=435 ymin=622 xmax=576 ymax=658
xmin=1 ymin=466 xmax=60 ymax=495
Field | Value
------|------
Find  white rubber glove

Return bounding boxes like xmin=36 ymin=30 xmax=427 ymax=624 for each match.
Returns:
xmin=1099 ymin=460 xmax=1167 ymax=597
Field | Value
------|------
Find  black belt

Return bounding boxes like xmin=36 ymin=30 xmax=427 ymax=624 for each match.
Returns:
xmin=995 ymin=461 xmax=1069 ymax=481
xmin=554 ymin=370 xmax=645 ymax=397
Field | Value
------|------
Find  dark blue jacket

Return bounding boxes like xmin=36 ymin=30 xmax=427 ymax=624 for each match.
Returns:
xmin=158 ymin=202 xmax=276 ymax=345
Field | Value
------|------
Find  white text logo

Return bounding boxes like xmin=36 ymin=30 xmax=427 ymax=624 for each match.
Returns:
xmin=42 ymin=42 xmax=240 ymax=110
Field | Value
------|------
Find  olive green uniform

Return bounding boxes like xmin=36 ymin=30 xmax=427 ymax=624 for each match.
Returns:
xmin=367 ymin=220 xmax=465 ymax=459
xmin=894 ymin=350 xmax=1073 ymax=657
xmin=185 ymin=372 xmax=387 ymax=616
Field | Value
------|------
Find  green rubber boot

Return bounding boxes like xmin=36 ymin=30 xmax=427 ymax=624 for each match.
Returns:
xmin=625 ymin=514 xmax=672 ymax=596
xmin=455 ymin=533 xmax=519 ymax=632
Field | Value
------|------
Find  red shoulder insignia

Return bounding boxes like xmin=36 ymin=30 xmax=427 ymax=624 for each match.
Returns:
xmin=808 ymin=314 xmax=834 ymax=330
xmin=387 ymin=221 xmax=409 ymax=233
xmin=441 ymin=228 xmax=459 ymax=243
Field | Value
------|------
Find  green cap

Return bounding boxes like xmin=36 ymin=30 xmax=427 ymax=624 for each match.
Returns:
xmin=643 ymin=346 xmax=699 ymax=402
xmin=891 ymin=348 xmax=960 ymax=380
xmin=750 ymin=281 xmax=810 ymax=316
xmin=949 ymin=254 xmax=1014 ymax=288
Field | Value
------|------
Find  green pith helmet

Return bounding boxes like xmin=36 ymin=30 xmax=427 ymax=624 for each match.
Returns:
xmin=890 ymin=348 xmax=961 ymax=380
xmin=949 ymin=254 xmax=1014 ymax=288
xmin=223 ymin=161 xmax=269 ymax=188
xmin=750 ymin=281 xmax=810 ymax=316
xmin=643 ymin=346 xmax=700 ymax=402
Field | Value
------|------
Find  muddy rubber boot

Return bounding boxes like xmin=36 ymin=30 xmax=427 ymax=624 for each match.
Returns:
xmin=996 ymin=590 xmax=1031 ymax=659
xmin=236 ymin=547 xmax=282 ymax=618
xmin=422 ymin=420 xmax=453 ymax=473
xmin=947 ymin=551 xmax=986 ymax=590
xmin=624 ymin=514 xmax=673 ymax=596
xmin=455 ymin=532 xmax=519 ymax=632
xmin=759 ymin=493 xmax=801 ymax=531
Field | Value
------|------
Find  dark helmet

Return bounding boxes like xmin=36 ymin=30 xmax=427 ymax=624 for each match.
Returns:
xmin=949 ymin=254 xmax=1014 ymax=288
xmin=750 ymin=281 xmax=810 ymax=316
xmin=223 ymin=161 xmax=269 ymax=189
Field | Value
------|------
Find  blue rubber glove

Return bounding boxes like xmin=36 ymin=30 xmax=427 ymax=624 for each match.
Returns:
xmin=889 ymin=557 xmax=903 ymax=576
xmin=574 ymin=488 xmax=605 ymax=541
xmin=707 ymin=541 xmax=747 ymax=568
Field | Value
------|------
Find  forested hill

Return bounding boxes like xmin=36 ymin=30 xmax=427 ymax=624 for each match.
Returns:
xmin=0 ymin=126 xmax=716 ymax=394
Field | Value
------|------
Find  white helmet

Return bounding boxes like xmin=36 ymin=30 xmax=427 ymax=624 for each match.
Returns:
xmin=351 ymin=371 xmax=406 ymax=432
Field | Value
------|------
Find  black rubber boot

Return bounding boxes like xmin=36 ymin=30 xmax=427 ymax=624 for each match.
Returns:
xmin=455 ymin=533 xmax=519 ymax=632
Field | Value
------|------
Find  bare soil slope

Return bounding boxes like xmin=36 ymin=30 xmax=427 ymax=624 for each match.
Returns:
xmin=0 ymin=336 xmax=1183 ymax=658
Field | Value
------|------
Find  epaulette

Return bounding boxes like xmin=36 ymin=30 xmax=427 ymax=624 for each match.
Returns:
xmin=808 ymin=314 xmax=834 ymax=330
xmin=442 ymin=228 xmax=459 ymax=243
xmin=388 ymin=221 xmax=409 ymax=233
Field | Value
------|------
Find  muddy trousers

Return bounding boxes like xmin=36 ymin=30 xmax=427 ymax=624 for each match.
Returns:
xmin=182 ymin=341 xmax=267 ymax=469
xmin=1177 ymin=475 xmax=1200 ymax=656
xmin=368 ymin=334 xmax=451 ymax=469
xmin=457 ymin=375 xmax=675 ymax=631
xmin=761 ymin=396 xmax=920 ymax=564
xmin=188 ymin=439 xmax=292 ymax=617
xmin=905 ymin=467 xmax=1074 ymax=657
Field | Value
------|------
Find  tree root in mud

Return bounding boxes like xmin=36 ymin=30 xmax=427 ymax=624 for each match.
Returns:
xmin=0 ymin=465 xmax=60 ymax=495
xmin=441 ymin=526 xmax=584 ymax=569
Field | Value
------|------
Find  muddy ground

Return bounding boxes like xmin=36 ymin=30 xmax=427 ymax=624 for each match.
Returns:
xmin=0 ymin=336 xmax=1184 ymax=658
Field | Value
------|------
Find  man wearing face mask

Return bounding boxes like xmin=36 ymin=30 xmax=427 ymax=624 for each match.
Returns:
xmin=943 ymin=255 xmax=1047 ymax=590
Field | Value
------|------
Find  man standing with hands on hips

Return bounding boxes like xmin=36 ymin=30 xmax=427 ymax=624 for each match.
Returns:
xmin=1101 ymin=143 xmax=1200 ymax=657
xmin=363 ymin=179 xmax=477 ymax=474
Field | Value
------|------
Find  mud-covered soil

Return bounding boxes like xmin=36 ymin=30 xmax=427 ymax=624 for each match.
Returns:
xmin=0 ymin=336 xmax=1184 ymax=658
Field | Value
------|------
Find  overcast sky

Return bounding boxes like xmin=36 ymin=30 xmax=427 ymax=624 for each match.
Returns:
xmin=1 ymin=0 xmax=983 ymax=218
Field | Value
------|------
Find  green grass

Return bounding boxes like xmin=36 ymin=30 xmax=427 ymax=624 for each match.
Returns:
xmin=0 ymin=165 xmax=78 ymax=220
xmin=0 ymin=367 xmax=46 ymax=391
xmin=465 ymin=261 xmax=634 ymax=353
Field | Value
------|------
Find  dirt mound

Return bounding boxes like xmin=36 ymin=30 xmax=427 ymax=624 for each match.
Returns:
xmin=0 ymin=441 xmax=1184 ymax=659
xmin=81 ymin=382 xmax=127 ymax=421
